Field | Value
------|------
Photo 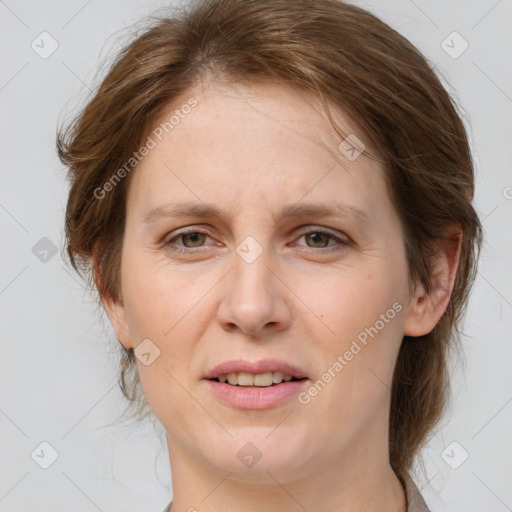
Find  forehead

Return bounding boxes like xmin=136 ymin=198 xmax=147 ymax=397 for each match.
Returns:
xmin=127 ymin=79 xmax=388 ymax=222
xmin=155 ymin=78 xmax=372 ymax=161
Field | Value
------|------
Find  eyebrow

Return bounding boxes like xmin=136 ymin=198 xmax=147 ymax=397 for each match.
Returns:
xmin=143 ymin=200 xmax=371 ymax=227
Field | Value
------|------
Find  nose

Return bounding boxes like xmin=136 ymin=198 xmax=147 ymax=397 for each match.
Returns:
xmin=216 ymin=248 xmax=292 ymax=336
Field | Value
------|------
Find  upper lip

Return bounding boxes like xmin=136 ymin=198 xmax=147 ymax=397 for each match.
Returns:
xmin=204 ymin=358 xmax=309 ymax=380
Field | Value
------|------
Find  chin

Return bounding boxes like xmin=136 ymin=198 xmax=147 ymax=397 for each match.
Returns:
xmin=204 ymin=429 xmax=316 ymax=478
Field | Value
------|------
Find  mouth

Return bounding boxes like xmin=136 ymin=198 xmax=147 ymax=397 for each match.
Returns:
xmin=203 ymin=360 xmax=310 ymax=409
xmin=209 ymin=372 xmax=307 ymax=387
xmin=203 ymin=359 xmax=309 ymax=388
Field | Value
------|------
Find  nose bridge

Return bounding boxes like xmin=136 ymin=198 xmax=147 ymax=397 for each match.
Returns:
xmin=216 ymin=238 xmax=291 ymax=335
xmin=234 ymin=243 xmax=273 ymax=299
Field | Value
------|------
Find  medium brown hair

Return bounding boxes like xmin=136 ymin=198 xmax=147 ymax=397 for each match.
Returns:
xmin=57 ymin=0 xmax=483 ymax=482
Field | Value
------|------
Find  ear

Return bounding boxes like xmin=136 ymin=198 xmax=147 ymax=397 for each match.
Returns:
xmin=92 ymin=251 xmax=133 ymax=349
xmin=403 ymin=224 xmax=462 ymax=337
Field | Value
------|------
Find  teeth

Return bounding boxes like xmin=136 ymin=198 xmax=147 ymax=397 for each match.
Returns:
xmin=237 ymin=372 xmax=255 ymax=386
xmin=272 ymin=371 xmax=283 ymax=383
xmin=217 ymin=371 xmax=297 ymax=387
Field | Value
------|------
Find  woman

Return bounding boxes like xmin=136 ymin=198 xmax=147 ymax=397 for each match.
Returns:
xmin=57 ymin=0 xmax=482 ymax=510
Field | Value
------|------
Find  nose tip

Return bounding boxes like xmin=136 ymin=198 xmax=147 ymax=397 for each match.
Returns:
xmin=216 ymin=258 xmax=292 ymax=336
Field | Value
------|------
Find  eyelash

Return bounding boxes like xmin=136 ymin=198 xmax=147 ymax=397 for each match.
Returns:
xmin=163 ymin=228 xmax=350 ymax=255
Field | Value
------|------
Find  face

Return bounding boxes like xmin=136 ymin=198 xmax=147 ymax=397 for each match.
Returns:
xmin=105 ymin=79 xmax=429 ymax=483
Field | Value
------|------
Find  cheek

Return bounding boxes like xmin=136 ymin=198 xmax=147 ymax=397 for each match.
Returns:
xmin=119 ymin=259 xmax=213 ymax=425
xmin=304 ymin=267 xmax=405 ymax=398
xmin=304 ymin=267 xmax=403 ymax=339
xmin=121 ymin=253 xmax=209 ymax=339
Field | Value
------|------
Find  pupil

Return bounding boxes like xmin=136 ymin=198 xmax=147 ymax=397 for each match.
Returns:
xmin=307 ymin=233 xmax=327 ymax=247
xmin=184 ymin=233 xmax=203 ymax=247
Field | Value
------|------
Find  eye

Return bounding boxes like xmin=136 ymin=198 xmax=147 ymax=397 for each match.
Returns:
xmin=163 ymin=227 xmax=350 ymax=255
xmin=302 ymin=232 xmax=335 ymax=248
xmin=179 ymin=232 xmax=208 ymax=247
xmin=163 ymin=229 xmax=214 ymax=253
xmin=293 ymin=229 xmax=350 ymax=253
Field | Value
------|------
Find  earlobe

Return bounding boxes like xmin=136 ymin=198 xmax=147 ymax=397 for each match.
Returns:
xmin=103 ymin=294 xmax=133 ymax=349
xmin=92 ymin=251 xmax=133 ymax=349
xmin=403 ymin=225 xmax=462 ymax=337
xmin=403 ymin=289 xmax=436 ymax=337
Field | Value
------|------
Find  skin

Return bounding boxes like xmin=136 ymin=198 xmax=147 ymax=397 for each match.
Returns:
xmin=102 ymin=78 xmax=461 ymax=512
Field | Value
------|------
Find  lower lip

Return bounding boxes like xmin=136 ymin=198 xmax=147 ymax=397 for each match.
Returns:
xmin=204 ymin=379 xmax=310 ymax=410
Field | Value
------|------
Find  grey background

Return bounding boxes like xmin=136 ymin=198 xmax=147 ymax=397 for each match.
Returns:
xmin=1 ymin=0 xmax=511 ymax=510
